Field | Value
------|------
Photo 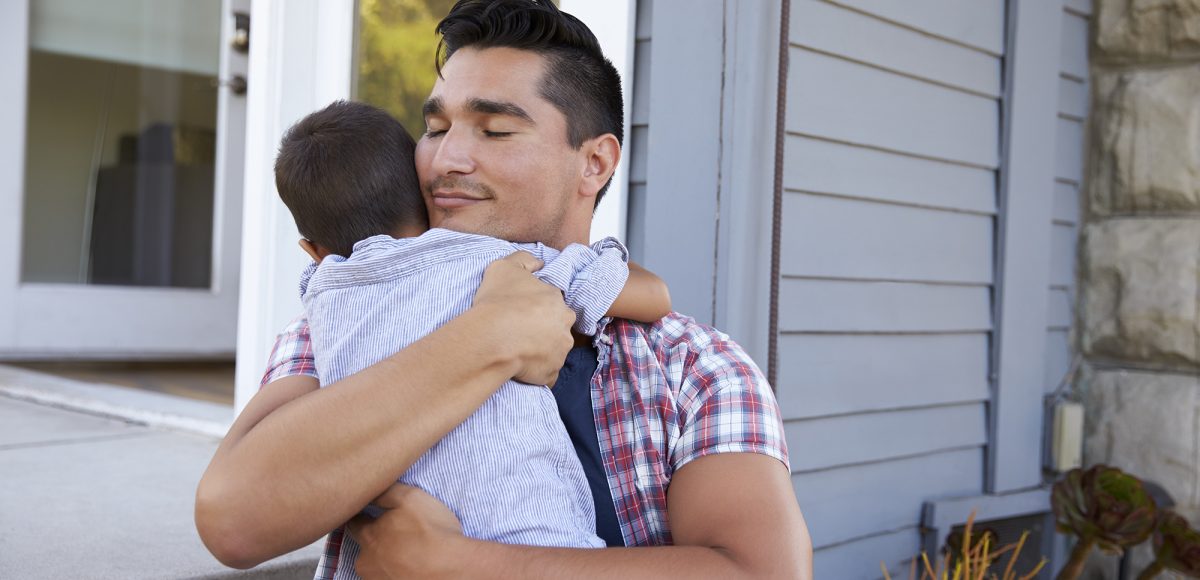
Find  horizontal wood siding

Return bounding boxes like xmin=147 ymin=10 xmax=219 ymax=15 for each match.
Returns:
xmin=824 ymin=0 xmax=1005 ymax=55
xmin=796 ymin=448 xmax=985 ymax=548
xmin=786 ymin=404 xmax=988 ymax=471
xmin=779 ymin=279 xmax=991 ymax=333
xmin=815 ymin=527 xmax=921 ymax=579
xmin=781 ymin=194 xmax=995 ymax=284
xmin=776 ymin=333 xmax=990 ymax=419
xmin=790 ymin=0 xmax=1001 ymax=97
xmin=781 ymin=0 xmax=1003 ymax=572
xmin=784 ymin=136 xmax=997 ymax=214
xmin=787 ymin=48 xmax=1000 ymax=168
xmin=1045 ymin=0 xmax=1087 ymax=393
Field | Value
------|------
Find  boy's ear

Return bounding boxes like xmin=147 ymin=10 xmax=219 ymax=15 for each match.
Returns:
xmin=298 ymin=239 xmax=329 ymax=262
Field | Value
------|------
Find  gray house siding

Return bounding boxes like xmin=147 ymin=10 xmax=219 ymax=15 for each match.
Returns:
xmin=780 ymin=1 xmax=1003 ymax=575
xmin=1046 ymin=0 xmax=1090 ymax=393
xmin=624 ymin=0 xmax=1075 ymax=576
xmin=626 ymin=0 xmax=652 ymax=270
xmin=625 ymin=0 xmax=726 ymax=326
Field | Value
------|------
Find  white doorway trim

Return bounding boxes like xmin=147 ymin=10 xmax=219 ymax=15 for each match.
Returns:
xmin=560 ymin=0 xmax=637 ymax=244
xmin=233 ymin=0 xmax=355 ymax=412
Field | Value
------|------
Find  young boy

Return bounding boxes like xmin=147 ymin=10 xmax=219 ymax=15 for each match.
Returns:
xmin=273 ymin=100 xmax=670 ymax=578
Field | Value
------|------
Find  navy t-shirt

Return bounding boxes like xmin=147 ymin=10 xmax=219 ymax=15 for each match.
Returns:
xmin=551 ymin=345 xmax=625 ymax=547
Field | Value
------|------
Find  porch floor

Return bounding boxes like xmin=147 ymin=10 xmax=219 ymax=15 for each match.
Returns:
xmin=8 ymin=361 xmax=235 ymax=406
xmin=0 ymin=376 xmax=321 ymax=578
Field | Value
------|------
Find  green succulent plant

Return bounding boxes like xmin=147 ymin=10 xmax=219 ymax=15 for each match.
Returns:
xmin=1138 ymin=510 xmax=1200 ymax=579
xmin=1051 ymin=465 xmax=1158 ymax=580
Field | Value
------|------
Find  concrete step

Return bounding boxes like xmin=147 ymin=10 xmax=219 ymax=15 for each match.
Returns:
xmin=0 ymin=369 xmax=322 ymax=579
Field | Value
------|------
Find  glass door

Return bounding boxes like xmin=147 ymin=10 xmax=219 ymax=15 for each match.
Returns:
xmin=0 ymin=0 xmax=249 ymax=357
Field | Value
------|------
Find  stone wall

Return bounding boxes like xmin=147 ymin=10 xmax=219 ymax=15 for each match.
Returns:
xmin=1081 ymin=0 xmax=1200 ymax=574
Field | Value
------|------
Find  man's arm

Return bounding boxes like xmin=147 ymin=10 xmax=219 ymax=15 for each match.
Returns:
xmin=348 ymin=453 xmax=812 ymax=579
xmin=195 ymin=252 xmax=576 ymax=569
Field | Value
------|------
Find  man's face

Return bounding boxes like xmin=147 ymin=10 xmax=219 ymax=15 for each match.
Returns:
xmin=416 ymin=47 xmax=585 ymax=246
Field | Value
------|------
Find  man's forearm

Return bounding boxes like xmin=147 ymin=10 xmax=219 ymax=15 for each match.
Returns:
xmin=196 ymin=305 xmax=520 ymax=568
xmin=450 ymin=542 xmax=784 ymax=580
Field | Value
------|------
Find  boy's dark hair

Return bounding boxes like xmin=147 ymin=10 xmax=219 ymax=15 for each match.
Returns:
xmin=274 ymin=100 xmax=426 ymax=257
xmin=436 ymin=0 xmax=623 ymax=205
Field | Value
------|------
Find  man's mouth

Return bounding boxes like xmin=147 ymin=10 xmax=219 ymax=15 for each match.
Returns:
xmin=431 ymin=191 xmax=486 ymax=209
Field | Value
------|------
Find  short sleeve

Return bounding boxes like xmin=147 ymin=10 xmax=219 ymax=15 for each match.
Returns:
xmin=260 ymin=316 xmax=319 ymax=387
xmin=671 ymin=339 xmax=790 ymax=472
xmin=534 ymin=239 xmax=629 ymax=336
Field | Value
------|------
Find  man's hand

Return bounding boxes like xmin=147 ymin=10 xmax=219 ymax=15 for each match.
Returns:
xmin=473 ymin=251 xmax=575 ymax=386
xmin=348 ymin=484 xmax=467 ymax=580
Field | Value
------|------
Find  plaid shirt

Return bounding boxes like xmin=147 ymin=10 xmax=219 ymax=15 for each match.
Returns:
xmin=262 ymin=312 xmax=789 ymax=550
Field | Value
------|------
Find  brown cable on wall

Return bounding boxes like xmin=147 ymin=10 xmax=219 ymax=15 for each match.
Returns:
xmin=768 ymin=0 xmax=791 ymax=390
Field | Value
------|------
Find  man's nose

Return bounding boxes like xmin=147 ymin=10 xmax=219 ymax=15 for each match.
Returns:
xmin=429 ymin=127 xmax=476 ymax=175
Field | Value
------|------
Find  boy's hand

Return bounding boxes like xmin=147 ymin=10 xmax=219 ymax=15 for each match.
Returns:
xmin=472 ymin=251 xmax=574 ymax=387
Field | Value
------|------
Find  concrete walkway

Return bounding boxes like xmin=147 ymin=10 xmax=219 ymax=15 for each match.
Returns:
xmin=0 ymin=365 xmax=322 ymax=579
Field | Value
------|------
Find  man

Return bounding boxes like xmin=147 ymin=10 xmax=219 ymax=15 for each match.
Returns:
xmin=195 ymin=1 xmax=812 ymax=578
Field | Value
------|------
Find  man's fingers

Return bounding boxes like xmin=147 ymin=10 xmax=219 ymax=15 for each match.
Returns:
xmin=503 ymin=251 xmax=544 ymax=273
xmin=346 ymin=513 xmax=372 ymax=542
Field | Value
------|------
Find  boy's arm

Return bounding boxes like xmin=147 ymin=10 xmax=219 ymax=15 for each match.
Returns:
xmin=534 ymin=239 xmax=669 ymax=331
xmin=195 ymin=252 xmax=575 ymax=569
xmin=607 ymin=261 xmax=671 ymax=323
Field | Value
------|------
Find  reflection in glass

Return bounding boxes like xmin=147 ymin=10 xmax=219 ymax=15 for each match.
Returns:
xmin=354 ymin=0 xmax=560 ymax=139
xmin=355 ymin=0 xmax=457 ymax=140
xmin=21 ymin=0 xmax=221 ymax=288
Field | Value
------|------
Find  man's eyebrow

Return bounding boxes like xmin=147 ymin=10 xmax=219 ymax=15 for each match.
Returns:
xmin=422 ymin=97 xmax=443 ymax=119
xmin=467 ymin=98 xmax=535 ymax=124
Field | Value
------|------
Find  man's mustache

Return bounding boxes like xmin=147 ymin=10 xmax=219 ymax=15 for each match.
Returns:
xmin=424 ymin=176 xmax=496 ymax=199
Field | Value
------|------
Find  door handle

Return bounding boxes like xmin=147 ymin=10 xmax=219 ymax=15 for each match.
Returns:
xmin=212 ymin=76 xmax=248 ymax=96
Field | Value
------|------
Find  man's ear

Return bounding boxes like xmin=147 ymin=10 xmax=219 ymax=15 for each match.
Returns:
xmin=579 ymin=134 xmax=621 ymax=202
xmin=298 ymin=239 xmax=329 ymax=262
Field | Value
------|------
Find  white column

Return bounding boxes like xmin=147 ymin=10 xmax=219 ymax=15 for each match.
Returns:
xmin=559 ymin=0 xmax=636 ymax=243
xmin=233 ymin=0 xmax=355 ymax=414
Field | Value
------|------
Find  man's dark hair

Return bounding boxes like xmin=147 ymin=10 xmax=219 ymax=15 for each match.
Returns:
xmin=274 ymin=100 xmax=426 ymax=257
xmin=436 ymin=0 xmax=624 ymax=206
